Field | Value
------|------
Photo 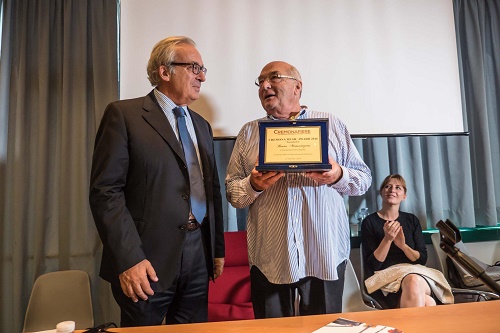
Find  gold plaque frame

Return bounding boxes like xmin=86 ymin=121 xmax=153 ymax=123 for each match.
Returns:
xmin=256 ymin=119 xmax=331 ymax=172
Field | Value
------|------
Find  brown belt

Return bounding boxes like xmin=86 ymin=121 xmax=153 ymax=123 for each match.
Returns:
xmin=178 ymin=219 xmax=201 ymax=231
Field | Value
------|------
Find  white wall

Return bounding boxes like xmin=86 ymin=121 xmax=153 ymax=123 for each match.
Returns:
xmin=120 ymin=0 xmax=464 ymax=137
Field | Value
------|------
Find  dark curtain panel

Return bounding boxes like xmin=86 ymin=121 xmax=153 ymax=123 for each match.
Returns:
xmin=347 ymin=135 xmax=475 ymax=229
xmin=0 ymin=1 xmax=118 ymax=332
xmin=454 ymin=0 xmax=500 ymax=226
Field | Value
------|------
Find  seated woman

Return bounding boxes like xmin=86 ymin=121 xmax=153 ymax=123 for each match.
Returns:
xmin=361 ymin=174 xmax=450 ymax=308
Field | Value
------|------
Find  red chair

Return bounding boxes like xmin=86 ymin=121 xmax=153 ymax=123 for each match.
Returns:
xmin=208 ymin=231 xmax=254 ymax=321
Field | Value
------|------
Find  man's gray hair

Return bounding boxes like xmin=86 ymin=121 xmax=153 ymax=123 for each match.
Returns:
xmin=146 ymin=36 xmax=196 ymax=87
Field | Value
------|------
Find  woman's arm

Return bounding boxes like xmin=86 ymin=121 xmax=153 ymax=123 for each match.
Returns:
xmin=394 ymin=212 xmax=427 ymax=264
xmin=394 ymin=227 xmax=421 ymax=261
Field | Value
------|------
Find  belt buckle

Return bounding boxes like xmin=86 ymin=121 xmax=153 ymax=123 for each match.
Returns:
xmin=179 ymin=220 xmax=199 ymax=231
xmin=186 ymin=221 xmax=198 ymax=231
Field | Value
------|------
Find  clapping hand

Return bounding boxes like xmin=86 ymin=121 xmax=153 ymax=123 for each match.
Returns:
xmin=383 ymin=220 xmax=402 ymax=243
xmin=393 ymin=225 xmax=406 ymax=249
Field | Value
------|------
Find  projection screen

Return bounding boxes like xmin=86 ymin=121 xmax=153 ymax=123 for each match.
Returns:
xmin=119 ymin=0 xmax=465 ymax=137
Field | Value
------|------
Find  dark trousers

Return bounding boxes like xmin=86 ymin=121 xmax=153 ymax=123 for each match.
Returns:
xmin=111 ymin=228 xmax=209 ymax=326
xmin=250 ymin=260 xmax=347 ymax=318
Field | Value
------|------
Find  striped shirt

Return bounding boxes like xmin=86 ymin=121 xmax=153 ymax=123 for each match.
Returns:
xmin=225 ymin=109 xmax=372 ymax=284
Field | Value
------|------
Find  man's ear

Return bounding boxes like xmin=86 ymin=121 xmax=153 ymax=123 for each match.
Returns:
xmin=159 ymin=65 xmax=170 ymax=80
xmin=295 ymin=81 xmax=302 ymax=96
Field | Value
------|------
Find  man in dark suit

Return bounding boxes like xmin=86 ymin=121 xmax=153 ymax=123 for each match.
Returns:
xmin=89 ymin=36 xmax=225 ymax=326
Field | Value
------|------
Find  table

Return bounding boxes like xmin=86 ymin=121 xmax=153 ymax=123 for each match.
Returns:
xmin=78 ymin=300 xmax=500 ymax=333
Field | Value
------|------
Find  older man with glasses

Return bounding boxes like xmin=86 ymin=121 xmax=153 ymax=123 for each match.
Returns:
xmin=226 ymin=61 xmax=372 ymax=318
xmin=89 ymin=36 xmax=224 ymax=326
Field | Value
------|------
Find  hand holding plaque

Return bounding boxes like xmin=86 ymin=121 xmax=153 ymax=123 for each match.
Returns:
xmin=256 ymin=118 xmax=332 ymax=172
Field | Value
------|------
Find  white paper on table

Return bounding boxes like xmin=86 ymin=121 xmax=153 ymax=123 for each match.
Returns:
xmin=312 ymin=317 xmax=403 ymax=333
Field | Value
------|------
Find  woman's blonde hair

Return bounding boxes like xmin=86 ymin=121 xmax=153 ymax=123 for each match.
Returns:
xmin=379 ymin=174 xmax=407 ymax=194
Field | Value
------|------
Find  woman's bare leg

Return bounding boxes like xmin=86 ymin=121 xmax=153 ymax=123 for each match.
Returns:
xmin=399 ymin=274 xmax=435 ymax=308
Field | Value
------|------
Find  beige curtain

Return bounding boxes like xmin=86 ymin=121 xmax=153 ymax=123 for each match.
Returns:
xmin=0 ymin=1 xmax=119 ymax=332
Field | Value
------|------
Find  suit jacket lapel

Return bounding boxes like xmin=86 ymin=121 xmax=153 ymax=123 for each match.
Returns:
xmin=141 ymin=91 xmax=186 ymax=164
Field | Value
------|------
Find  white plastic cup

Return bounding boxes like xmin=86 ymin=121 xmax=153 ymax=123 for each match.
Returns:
xmin=56 ymin=321 xmax=75 ymax=333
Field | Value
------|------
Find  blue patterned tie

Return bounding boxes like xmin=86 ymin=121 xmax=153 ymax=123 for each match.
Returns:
xmin=173 ymin=107 xmax=206 ymax=223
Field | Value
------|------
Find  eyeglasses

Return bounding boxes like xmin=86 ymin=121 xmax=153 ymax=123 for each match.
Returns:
xmin=255 ymin=73 xmax=298 ymax=87
xmin=170 ymin=62 xmax=207 ymax=75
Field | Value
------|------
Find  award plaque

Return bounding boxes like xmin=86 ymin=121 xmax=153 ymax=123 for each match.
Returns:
xmin=256 ymin=118 xmax=331 ymax=172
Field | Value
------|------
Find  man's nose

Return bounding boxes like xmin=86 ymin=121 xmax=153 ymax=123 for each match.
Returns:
xmin=197 ymin=71 xmax=206 ymax=82
xmin=260 ymin=78 xmax=272 ymax=89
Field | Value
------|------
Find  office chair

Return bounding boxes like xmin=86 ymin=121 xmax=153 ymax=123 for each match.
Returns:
xmin=431 ymin=232 xmax=452 ymax=283
xmin=342 ymin=260 xmax=379 ymax=312
xmin=431 ymin=226 xmax=500 ymax=302
xmin=208 ymin=231 xmax=254 ymax=321
xmin=23 ymin=270 xmax=94 ymax=332
xmin=358 ymin=244 xmax=386 ymax=309
xmin=431 ymin=232 xmax=500 ymax=290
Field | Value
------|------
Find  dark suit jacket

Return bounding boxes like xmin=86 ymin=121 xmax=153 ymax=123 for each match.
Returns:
xmin=89 ymin=90 xmax=224 ymax=291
